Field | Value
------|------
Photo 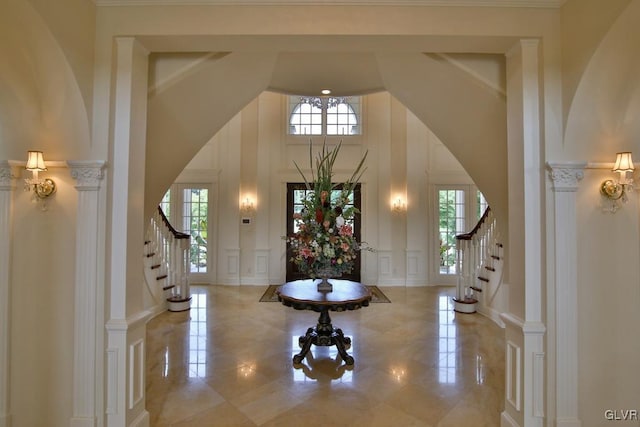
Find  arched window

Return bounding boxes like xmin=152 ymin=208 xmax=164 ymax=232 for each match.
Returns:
xmin=288 ymin=96 xmax=361 ymax=136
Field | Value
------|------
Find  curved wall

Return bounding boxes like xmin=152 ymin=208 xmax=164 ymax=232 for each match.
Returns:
xmin=563 ymin=1 xmax=640 ymax=424
xmin=0 ymin=0 xmax=92 ymax=160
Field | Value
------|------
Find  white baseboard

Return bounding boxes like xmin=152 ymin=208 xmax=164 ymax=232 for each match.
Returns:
xmin=404 ymin=279 xmax=429 ymax=287
xmin=501 ymin=411 xmax=520 ymax=427
xmin=556 ymin=419 xmax=582 ymax=427
xmin=70 ymin=417 xmax=97 ymax=427
xmin=478 ymin=305 xmax=506 ymax=328
xmin=129 ymin=410 xmax=149 ymax=427
xmin=239 ymin=277 xmax=270 ymax=286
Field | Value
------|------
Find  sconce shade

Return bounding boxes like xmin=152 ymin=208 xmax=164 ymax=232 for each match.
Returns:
xmin=612 ymin=152 xmax=634 ymax=173
xmin=26 ymin=151 xmax=47 ymax=171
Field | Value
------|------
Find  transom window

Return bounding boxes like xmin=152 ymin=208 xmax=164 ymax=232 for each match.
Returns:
xmin=288 ymin=96 xmax=361 ymax=136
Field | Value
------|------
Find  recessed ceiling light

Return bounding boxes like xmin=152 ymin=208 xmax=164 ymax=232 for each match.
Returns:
xmin=321 ymin=89 xmax=331 ymax=95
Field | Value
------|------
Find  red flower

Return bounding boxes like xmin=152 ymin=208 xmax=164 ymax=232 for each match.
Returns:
xmin=339 ymin=224 xmax=353 ymax=237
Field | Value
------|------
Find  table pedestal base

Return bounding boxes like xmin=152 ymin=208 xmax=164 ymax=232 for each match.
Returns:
xmin=293 ymin=309 xmax=354 ymax=365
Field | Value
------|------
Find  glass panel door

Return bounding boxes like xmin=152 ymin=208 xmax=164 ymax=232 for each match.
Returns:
xmin=437 ymin=187 xmax=466 ymax=277
xmin=183 ymin=187 xmax=209 ymax=274
xmin=286 ymin=183 xmax=361 ymax=282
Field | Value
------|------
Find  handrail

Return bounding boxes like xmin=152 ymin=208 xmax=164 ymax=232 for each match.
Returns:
xmin=146 ymin=206 xmax=192 ymax=312
xmin=455 ymin=206 xmax=491 ymax=241
xmin=453 ymin=205 xmax=497 ymax=313
xmin=156 ymin=206 xmax=190 ymax=239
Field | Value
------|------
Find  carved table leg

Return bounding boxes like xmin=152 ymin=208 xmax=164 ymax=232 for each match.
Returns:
xmin=293 ymin=331 xmax=315 ymax=364
xmin=293 ymin=308 xmax=355 ymax=365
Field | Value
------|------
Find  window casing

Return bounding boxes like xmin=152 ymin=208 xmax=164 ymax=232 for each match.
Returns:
xmin=288 ymin=96 xmax=361 ymax=136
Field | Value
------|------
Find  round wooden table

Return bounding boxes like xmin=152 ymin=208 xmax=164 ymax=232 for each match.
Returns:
xmin=276 ymin=279 xmax=372 ymax=365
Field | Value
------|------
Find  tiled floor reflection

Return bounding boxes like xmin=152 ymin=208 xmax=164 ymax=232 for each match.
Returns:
xmin=146 ymin=285 xmax=505 ymax=426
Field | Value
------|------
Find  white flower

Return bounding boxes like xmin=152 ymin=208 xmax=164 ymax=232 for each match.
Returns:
xmin=335 ymin=215 xmax=345 ymax=227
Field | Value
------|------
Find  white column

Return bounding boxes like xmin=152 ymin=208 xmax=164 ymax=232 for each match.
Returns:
xmin=68 ymin=161 xmax=106 ymax=427
xmin=520 ymin=39 xmax=546 ymax=427
xmin=548 ymin=162 xmax=585 ymax=427
xmin=106 ymin=36 xmax=150 ymax=427
xmin=502 ymin=39 xmax=546 ymax=427
xmin=0 ymin=161 xmax=15 ymax=427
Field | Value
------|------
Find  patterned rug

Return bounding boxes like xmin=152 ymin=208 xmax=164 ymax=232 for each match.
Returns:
xmin=259 ymin=284 xmax=391 ymax=303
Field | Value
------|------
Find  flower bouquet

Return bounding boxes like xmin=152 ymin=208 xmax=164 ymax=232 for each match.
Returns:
xmin=285 ymin=140 xmax=372 ymax=291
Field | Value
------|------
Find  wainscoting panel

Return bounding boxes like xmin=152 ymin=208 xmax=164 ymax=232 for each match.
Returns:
xmin=106 ymin=348 xmax=118 ymax=415
xmin=222 ymin=248 xmax=240 ymax=284
xmin=506 ymin=340 xmax=522 ymax=411
xmin=406 ymin=250 xmax=426 ymax=286
xmin=377 ymin=250 xmax=392 ymax=282
xmin=129 ymin=339 xmax=144 ymax=409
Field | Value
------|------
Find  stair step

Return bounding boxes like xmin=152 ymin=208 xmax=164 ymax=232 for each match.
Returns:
xmin=485 ymin=266 xmax=496 ymax=272
xmin=453 ymin=297 xmax=478 ymax=304
xmin=496 ymin=243 xmax=503 ymax=248
xmin=470 ymin=286 xmax=483 ymax=293
xmin=146 ymin=252 xmax=156 ymax=258
xmin=491 ymin=255 xmax=501 ymax=260
xmin=478 ymin=276 xmax=489 ymax=282
xmin=144 ymin=240 xmax=151 ymax=245
xmin=156 ymin=274 xmax=168 ymax=281
xmin=151 ymin=264 xmax=161 ymax=270
xmin=163 ymin=284 xmax=175 ymax=291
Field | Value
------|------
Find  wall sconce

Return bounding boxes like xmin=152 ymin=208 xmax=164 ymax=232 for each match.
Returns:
xmin=391 ymin=196 xmax=406 ymax=213
xmin=24 ymin=151 xmax=56 ymax=208
xmin=240 ymin=196 xmax=255 ymax=213
xmin=600 ymin=151 xmax=634 ymax=213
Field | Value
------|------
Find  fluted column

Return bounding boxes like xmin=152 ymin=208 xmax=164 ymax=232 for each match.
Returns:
xmin=548 ymin=162 xmax=585 ymax=427
xmin=0 ymin=161 xmax=16 ymax=427
xmin=68 ymin=161 xmax=106 ymax=427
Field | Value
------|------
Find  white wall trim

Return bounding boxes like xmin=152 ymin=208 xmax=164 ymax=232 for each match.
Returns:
xmin=107 ymin=36 xmax=151 ymax=427
xmin=501 ymin=411 xmax=521 ymax=427
xmin=222 ymin=248 xmax=240 ymax=284
xmin=68 ymin=161 xmax=106 ymax=427
xmin=0 ymin=161 xmax=15 ymax=427
xmin=506 ymin=340 xmax=522 ymax=411
xmin=547 ymin=162 xmax=584 ymax=427
xmin=95 ymin=0 xmax=566 ymax=8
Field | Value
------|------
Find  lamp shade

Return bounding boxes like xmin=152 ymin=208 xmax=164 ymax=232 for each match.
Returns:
xmin=26 ymin=151 xmax=47 ymax=171
xmin=612 ymin=152 xmax=634 ymax=172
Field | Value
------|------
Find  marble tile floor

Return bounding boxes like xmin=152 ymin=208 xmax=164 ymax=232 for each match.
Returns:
xmin=146 ymin=285 xmax=505 ymax=427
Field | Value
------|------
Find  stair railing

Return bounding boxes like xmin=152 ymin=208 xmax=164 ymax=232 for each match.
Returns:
xmin=453 ymin=207 xmax=496 ymax=313
xmin=150 ymin=206 xmax=192 ymax=311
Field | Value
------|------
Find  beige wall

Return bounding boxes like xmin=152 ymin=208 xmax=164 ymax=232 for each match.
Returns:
xmin=0 ymin=1 xmax=94 ymax=426
xmin=0 ymin=0 xmax=93 ymax=160
xmin=562 ymin=1 xmax=640 ymax=424
xmin=2 ymin=0 xmax=639 ymax=425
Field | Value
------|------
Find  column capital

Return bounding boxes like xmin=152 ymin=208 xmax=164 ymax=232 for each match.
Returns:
xmin=0 ymin=161 xmax=16 ymax=191
xmin=68 ymin=161 xmax=106 ymax=190
xmin=547 ymin=162 xmax=587 ymax=192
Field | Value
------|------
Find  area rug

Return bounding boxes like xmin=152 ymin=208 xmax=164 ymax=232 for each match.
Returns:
xmin=259 ymin=285 xmax=391 ymax=303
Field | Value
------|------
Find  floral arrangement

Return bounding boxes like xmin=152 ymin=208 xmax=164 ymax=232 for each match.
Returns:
xmin=285 ymin=140 xmax=371 ymax=278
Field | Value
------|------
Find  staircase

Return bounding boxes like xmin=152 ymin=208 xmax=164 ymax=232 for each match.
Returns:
xmin=144 ymin=206 xmax=192 ymax=313
xmin=452 ymin=207 xmax=504 ymax=318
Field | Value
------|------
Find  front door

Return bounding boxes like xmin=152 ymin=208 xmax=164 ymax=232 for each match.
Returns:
xmin=286 ymin=183 xmax=362 ymax=282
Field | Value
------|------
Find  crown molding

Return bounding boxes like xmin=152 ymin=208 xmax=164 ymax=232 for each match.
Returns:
xmin=93 ymin=0 xmax=565 ymax=8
